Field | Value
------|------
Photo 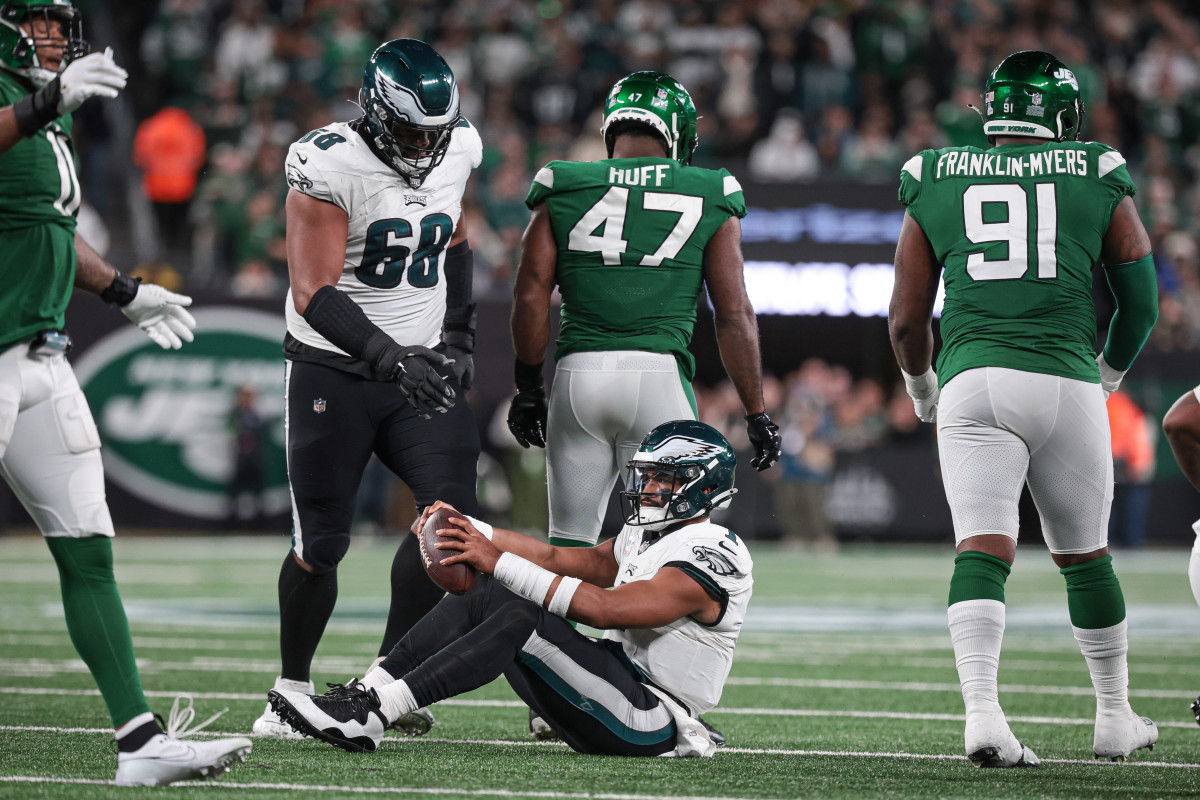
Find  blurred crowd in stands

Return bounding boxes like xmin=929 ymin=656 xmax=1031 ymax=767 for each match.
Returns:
xmin=74 ymin=0 xmax=1199 ymax=542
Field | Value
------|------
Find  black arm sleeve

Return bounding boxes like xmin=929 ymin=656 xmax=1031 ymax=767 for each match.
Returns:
xmin=303 ymin=285 xmax=400 ymax=376
xmin=443 ymin=240 xmax=473 ymax=310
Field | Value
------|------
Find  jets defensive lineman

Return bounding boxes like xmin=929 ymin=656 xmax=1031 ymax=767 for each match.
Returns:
xmin=268 ymin=420 xmax=752 ymax=758
xmin=889 ymin=51 xmax=1160 ymax=766
xmin=254 ymin=38 xmax=483 ymax=737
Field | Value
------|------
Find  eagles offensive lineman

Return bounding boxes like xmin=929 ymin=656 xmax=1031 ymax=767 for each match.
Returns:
xmin=508 ymin=71 xmax=781 ymax=552
xmin=889 ymin=51 xmax=1160 ymax=766
xmin=0 ymin=0 xmax=250 ymax=785
xmin=269 ymin=420 xmax=751 ymax=758
xmin=253 ymin=39 xmax=483 ymax=737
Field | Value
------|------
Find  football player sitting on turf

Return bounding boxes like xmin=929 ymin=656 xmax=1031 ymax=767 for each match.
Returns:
xmin=268 ymin=420 xmax=752 ymax=757
xmin=889 ymin=50 xmax=1159 ymax=766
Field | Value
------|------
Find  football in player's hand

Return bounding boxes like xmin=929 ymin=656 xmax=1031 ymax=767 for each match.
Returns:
xmin=418 ymin=507 xmax=476 ymax=596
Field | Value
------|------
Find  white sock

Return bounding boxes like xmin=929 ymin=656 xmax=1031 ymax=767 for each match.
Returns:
xmin=948 ymin=599 xmax=1006 ymax=716
xmin=1189 ymin=528 xmax=1200 ymax=608
xmin=274 ymin=676 xmax=314 ymax=693
xmin=374 ymin=678 xmax=418 ymax=724
xmin=357 ymin=664 xmax=397 ymax=692
xmin=1072 ymin=619 xmax=1130 ymax=716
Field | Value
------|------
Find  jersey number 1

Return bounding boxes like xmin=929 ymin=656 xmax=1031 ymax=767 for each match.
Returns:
xmin=963 ymin=183 xmax=1058 ymax=281
xmin=568 ymin=187 xmax=704 ymax=266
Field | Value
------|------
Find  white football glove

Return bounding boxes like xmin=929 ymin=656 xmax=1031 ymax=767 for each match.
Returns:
xmin=121 ymin=283 xmax=196 ymax=350
xmin=56 ymin=48 xmax=127 ymax=115
xmin=1096 ymin=353 xmax=1126 ymax=401
xmin=902 ymin=366 xmax=940 ymax=423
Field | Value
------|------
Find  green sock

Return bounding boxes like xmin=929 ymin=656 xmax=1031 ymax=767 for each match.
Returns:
xmin=45 ymin=536 xmax=150 ymax=728
xmin=547 ymin=536 xmax=589 ymax=628
xmin=1061 ymin=555 xmax=1126 ymax=629
xmin=948 ymin=550 xmax=1011 ymax=605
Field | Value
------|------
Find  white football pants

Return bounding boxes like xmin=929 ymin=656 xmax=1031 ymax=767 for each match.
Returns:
xmin=0 ymin=343 xmax=113 ymax=537
xmin=547 ymin=351 xmax=695 ymax=544
xmin=937 ymin=366 xmax=1112 ymax=554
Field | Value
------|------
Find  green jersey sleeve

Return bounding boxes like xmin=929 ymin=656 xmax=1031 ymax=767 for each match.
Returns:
xmin=897 ymin=151 xmax=927 ymax=224
xmin=1090 ymin=143 xmax=1136 ymax=221
xmin=525 ymin=161 xmax=563 ymax=208
xmin=716 ymin=169 xmax=748 ymax=219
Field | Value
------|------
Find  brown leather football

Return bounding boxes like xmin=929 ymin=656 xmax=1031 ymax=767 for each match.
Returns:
xmin=418 ymin=507 xmax=476 ymax=596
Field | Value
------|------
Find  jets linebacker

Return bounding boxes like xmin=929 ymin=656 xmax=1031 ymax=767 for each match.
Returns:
xmin=254 ymin=38 xmax=484 ymax=737
xmin=269 ymin=420 xmax=751 ymax=757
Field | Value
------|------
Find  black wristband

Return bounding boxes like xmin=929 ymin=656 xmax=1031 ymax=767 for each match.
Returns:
xmin=514 ymin=359 xmax=544 ymax=392
xmin=99 ymin=272 xmax=141 ymax=306
xmin=303 ymin=285 xmax=388 ymax=363
xmin=443 ymin=240 xmax=473 ymax=309
xmin=12 ymin=78 xmax=61 ymax=138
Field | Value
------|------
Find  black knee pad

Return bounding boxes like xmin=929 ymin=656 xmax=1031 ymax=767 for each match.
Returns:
xmin=300 ymin=531 xmax=351 ymax=572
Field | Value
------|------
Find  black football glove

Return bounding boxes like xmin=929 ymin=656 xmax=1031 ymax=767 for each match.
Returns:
xmin=745 ymin=411 xmax=782 ymax=471
xmin=375 ymin=344 xmax=456 ymax=418
xmin=508 ymin=388 xmax=548 ymax=448
xmin=436 ymin=305 xmax=476 ymax=390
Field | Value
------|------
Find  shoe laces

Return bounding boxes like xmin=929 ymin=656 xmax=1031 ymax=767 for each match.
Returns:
xmin=155 ymin=695 xmax=229 ymax=740
xmin=322 ymin=679 xmax=365 ymax=699
xmin=314 ymin=681 xmax=377 ymax=719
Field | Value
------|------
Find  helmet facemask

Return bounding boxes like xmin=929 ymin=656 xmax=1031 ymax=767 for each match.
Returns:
xmin=0 ymin=2 xmax=88 ymax=89
xmin=621 ymin=457 xmax=735 ymax=532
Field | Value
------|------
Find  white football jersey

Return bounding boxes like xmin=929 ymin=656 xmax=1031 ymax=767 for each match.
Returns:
xmin=283 ymin=120 xmax=483 ymax=354
xmin=603 ymin=520 xmax=753 ymax=715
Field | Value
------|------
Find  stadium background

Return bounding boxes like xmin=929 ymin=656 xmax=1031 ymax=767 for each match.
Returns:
xmin=2 ymin=0 xmax=1198 ymax=545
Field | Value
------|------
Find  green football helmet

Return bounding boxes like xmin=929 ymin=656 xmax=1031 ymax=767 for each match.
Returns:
xmin=0 ymin=0 xmax=87 ymax=88
xmin=359 ymin=38 xmax=461 ymax=188
xmin=981 ymin=50 xmax=1084 ymax=143
xmin=601 ymin=71 xmax=699 ymax=165
xmin=621 ymin=420 xmax=737 ymax=532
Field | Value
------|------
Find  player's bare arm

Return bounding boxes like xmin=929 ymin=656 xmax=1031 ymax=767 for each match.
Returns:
xmin=418 ymin=501 xmax=619 ymax=586
xmin=73 ymin=232 xmax=117 ymax=292
xmin=1164 ymin=390 xmax=1200 ymax=492
xmin=703 ymin=215 xmax=764 ymax=415
xmin=436 ymin=519 xmax=718 ymax=629
xmin=888 ymin=212 xmax=940 ymax=375
xmin=285 ymin=189 xmax=350 ymax=314
xmin=510 ymin=203 xmax=556 ymax=366
xmin=1101 ymin=197 xmax=1152 ymax=266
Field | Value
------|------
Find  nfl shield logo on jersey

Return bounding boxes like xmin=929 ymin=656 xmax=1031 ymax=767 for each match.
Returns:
xmin=313 ymin=398 xmax=327 ymax=414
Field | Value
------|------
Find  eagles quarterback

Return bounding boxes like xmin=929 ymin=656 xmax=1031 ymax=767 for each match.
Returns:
xmin=889 ymin=51 xmax=1160 ymax=766
xmin=254 ymin=39 xmax=484 ymax=737
xmin=507 ymin=71 xmax=782 ymax=553
xmin=268 ymin=420 xmax=752 ymax=758
xmin=0 ymin=0 xmax=251 ymax=785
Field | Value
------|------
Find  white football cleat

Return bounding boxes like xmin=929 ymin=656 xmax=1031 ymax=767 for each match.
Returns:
xmin=269 ymin=683 xmax=388 ymax=753
xmin=253 ymin=676 xmax=313 ymax=738
xmin=964 ymin=710 xmax=1039 ymax=768
xmin=1094 ymin=710 xmax=1158 ymax=761
xmin=115 ymin=696 xmax=251 ymax=786
xmin=529 ymin=707 xmax=557 ymax=741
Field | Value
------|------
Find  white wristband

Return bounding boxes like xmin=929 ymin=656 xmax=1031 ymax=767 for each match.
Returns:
xmin=547 ymin=576 xmax=582 ymax=618
xmin=493 ymin=552 xmax=556 ymax=607
xmin=466 ymin=515 xmax=494 ymax=541
xmin=901 ymin=366 xmax=937 ymax=399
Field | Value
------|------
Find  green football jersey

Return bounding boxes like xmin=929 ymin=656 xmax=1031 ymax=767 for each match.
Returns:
xmin=525 ymin=157 xmax=747 ymax=380
xmin=0 ymin=70 xmax=80 ymax=351
xmin=899 ymin=140 xmax=1136 ymax=386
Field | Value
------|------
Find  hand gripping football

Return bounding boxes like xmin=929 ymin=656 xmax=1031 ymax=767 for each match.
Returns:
xmin=418 ymin=507 xmax=476 ymax=596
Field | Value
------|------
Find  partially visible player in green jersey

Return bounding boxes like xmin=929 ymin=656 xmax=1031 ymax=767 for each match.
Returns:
xmin=508 ymin=70 xmax=780 ymax=544
xmin=0 ymin=0 xmax=249 ymax=785
xmin=889 ymin=51 xmax=1160 ymax=768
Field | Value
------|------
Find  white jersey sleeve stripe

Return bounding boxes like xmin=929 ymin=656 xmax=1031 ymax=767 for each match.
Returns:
xmin=534 ymin=166 xmax=554 ymax=189
xmin=723 ymin=174 xmax=742 ymax=196
xmin=1098 ymin=150 xmax=1126 ymax=178
xmin=902 ymin=154 xmax=922 ymax=182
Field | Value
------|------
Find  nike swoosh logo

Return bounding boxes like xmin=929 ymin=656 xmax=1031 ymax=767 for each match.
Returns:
xmin=298 ymin=154 xmax=308 ymax=164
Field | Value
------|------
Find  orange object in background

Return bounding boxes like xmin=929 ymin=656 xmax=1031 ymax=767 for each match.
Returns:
xmin=1107 ymin=390 xmax=1155 ymax=481
xmin=132 ymin=107 xmax=207 ymax=204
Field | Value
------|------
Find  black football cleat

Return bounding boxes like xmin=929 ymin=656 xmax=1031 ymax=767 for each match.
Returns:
xmin=1192 ymin=695 xmax=1200 ymax=727
xmin=268 ymin=681 xmax=387 ymax=753
xmin=699 ymin=717 xmax=726 ymax=747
